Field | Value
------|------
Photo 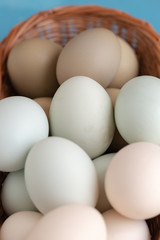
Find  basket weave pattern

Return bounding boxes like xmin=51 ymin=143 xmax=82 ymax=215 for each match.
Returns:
xmin=0 ymin=5 xmax=160 ymax=239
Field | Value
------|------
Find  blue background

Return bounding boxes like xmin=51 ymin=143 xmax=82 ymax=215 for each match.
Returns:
xmin=0 ymin=0 xmax=159 ymax=41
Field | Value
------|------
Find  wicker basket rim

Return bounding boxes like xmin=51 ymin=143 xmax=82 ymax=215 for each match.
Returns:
xmin=1 ymin=4 xmax=160 ymax=77
xmin=1 ymin=4 xmax=160 ymax=44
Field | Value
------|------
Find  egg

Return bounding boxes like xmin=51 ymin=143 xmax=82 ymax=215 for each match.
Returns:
xmin=115 ymin=75 xmax=160 ymax=144
xmin=25 ymin=204 xmax=107 ymax=240
xmin=109 ymin=36 xmax=139 ymax=88
xmin=24 ymin=137 xmax=99 ymax=214
xmin=105 ymin=88 xmax=120 ymax=107
xmin=49 ymin=76 xmax=115 ymax=159
xmin=105 ymin=142 xmax=160 ymax=220
xmin=0 ymin=211 xmax=42 ymax=240
xmin=7 ymin=38 xmax=62 ymax=98
xmin=34 ymin=97 xmax=52 ymax=120
xmin=56 ymin=28 xmax=121 ymax=88
xmin=1 ymin=170 xmax=37 ymax=215
xmin=93 ymin=153 xmax=115 ymax=212
xmin=105 ymin=87 xmax=127 ymax=153
xmin=0 ymin=96 xmax=49 ymax=172
xmin=102 ymin=209 xmax=151 ymax=240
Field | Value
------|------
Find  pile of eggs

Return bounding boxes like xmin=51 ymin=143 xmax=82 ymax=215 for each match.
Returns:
xmin=1 ymin=27 xmax=160 ymax=240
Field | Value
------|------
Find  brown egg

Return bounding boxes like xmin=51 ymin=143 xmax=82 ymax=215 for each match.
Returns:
xmin=109 ymin=36 xmax=139 ymax=88
xmin=106 ymin=88 xmax=120 ymax=107
xmin=105 ymin=87 xmax=127 ymax=153
xmin=0 ymin=211 xmax=42 ymax=240
xmin=56 ymin=28 xmax=121 ymax=88
xmin=7 ymin=38 xmax=62 ymax=98
xmin=34 ymin=97 xmax=52 ymax=120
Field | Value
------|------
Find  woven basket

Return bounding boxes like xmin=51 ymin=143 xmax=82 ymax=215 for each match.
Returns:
xmin=1 ymin=4 xmax=160 ymax=239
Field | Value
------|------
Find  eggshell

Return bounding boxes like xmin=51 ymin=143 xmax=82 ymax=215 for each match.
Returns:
xmin=56 ymin=28 xmax=121 ymax=88
xmin=7 ymin=38 xmax=62 ymax=98
xmin=93 ymin=153 xmax=115 ymax=212
xmin=102 ymin=209 xmax=151 ymax=240
xmin=105 ymin=142 xmax=160 ymax=219
xmin=0 ymin=96 xmax=49 ymax=172
xmin=115 ymin=75 xmax=160 ymax=144
xmin=24 ymin=137 xmax=99 ymax=214
xmin=49 ymin=76 xmax=115 ymax=159
xmin=1 ymin=170 xmax=37 ymax=215
xmin=0 ymin=211 xmax=42 ymax=240
xmin=105 ymin=88 xmax=120 ymax=107
xmin=25 ymin=204 xmax=107 ymax=240
xmin=109 ymin=36 xmax=139 ymax=88
xmin=34 ymin=97 xmax=52 ymax=120
xmin=105 ymin=88 xmax=127 ymax=152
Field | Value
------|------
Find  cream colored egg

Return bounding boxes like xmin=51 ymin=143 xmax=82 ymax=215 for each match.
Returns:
xmin=109 ymin=37 xmax=139 ymax=88
xmin=0 ymin=211 xmax=42 ymax=240
xmin=25 ymin=204 xmax=107 ymax=240
xmin=105 ymin=142 xmax=160 ymax=220
xmin=102 ymin=209 xmax=151 ymax=240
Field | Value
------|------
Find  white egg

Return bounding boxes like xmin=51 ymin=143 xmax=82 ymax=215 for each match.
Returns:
xmin=49 ymin=76 xmax=115 ymax=159
xmin=115 ymin=75 xmax=160 ymax=144
xmin=1 ymin=170 xmax=37 ymax=215
xmin=24 ymin=136 xmax=99 ymax=214
xmin=0 ymin=96 xmax=49 ymax=172
xmin=93 ymin=153 xmax=115 ymax=213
